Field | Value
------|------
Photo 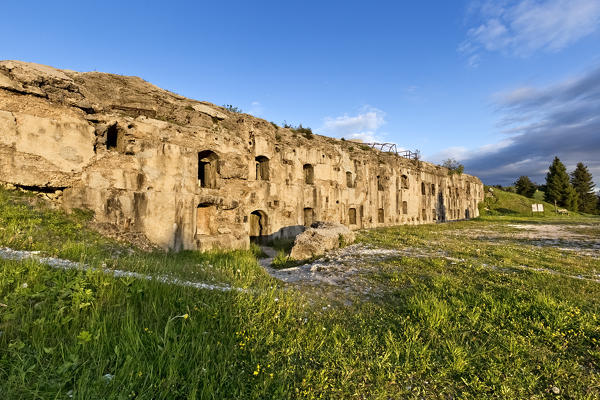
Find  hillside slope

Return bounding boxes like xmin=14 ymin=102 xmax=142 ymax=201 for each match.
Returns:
xmin=478 ymin=186 xmax=576 ymax=217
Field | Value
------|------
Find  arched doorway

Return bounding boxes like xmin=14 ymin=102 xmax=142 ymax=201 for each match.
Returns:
xmin=249 ymin=210 xmax=268 ymax=243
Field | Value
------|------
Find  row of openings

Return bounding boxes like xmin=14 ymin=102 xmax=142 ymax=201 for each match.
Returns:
xmin=198 ymin=151 xmax=362 ymax=188
xmin=199 ymin=151 xmax=466 ymax=201
xmin=198 ymin=151 xmax=318 ymax=187
xmin=377 ymin=175 xmax=410 ymax=191
xmin=198 ymin=151 xmax=446 ymax=195
xmin=197 ymin=207 xmax=272 ymax=240
xmin=421 ymin=208 xmax=438 ymax=220
xmin=345 ymin=201 xmax=411 ymax=226
xmin=421 ymin=182 xmax=436 ymax=196
xmin=197 ymin=205 xmax=318 ymax=238
xmin=199 ymin=202 xmax=456 ymax=239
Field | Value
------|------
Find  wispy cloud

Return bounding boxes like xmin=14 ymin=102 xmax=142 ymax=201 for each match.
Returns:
xmin=321 ymin=106 xmax=387 ymax=143
xmin=247 ymin=101 xmax=263 ymax=116
xmin=448 ymin=65 xmax=600 ymax=186
xmin=461 ymin=0 xmax=600 ymax=63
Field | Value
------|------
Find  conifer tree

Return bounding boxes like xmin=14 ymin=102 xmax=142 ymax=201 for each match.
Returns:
xmin=564 ymin=185 xmax=579 ymax=212
xmin=514 ymin=176 xmax=536 ymax=198
xmin=570 ymin=162 xmax=597 ymax=213
xmin=545 ymin=157 xmax=578 ymax=210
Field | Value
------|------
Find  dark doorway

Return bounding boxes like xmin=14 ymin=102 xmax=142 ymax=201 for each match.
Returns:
xmin=255 ymin=156 xmax=270 ymax=181
xmin=198 ymin=150 xmax=218 ymax=188
xmin=249 ymin=210 xmax=268 ymax=243
xmin=106 ymin=124 xmax=118 ymax=150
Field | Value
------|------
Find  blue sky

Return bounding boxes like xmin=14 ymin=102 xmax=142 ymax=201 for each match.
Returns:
xmin=2 ymin=0 xmax=599 ymax=187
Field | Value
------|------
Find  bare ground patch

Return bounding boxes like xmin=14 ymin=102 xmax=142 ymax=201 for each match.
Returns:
xmin=260 ymin=221 xmax=600 ymax=300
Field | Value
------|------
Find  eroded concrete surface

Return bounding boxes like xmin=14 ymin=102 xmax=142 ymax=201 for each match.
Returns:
xmin=0 ymin=60 xmax=484 ymax=252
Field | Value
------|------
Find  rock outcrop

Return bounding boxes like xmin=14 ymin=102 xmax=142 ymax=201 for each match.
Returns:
xmin=290 ymin=222 xmax=356 ymax=260
xmin=0 ymin=60 xmax=485 ymax=251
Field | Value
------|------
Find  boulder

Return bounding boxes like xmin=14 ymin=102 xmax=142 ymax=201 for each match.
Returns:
xmin=290 ymin=221 xmax=355 ymax=260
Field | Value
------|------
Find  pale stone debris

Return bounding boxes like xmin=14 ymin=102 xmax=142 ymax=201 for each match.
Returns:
xmin=0 ymin=247 xmax=238 ymax=292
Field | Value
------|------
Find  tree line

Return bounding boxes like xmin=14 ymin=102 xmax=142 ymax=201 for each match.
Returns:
xmin=510 ymin=157 xmax=599 ymax=214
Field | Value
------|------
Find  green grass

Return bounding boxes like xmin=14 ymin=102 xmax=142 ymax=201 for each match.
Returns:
xmin=270 ymin=250 xmax=305 ymax=270
xmin=1 ymin=186 xmax=600 ymax=398
xmin=480 ymin=186 xmax=564 ymax=217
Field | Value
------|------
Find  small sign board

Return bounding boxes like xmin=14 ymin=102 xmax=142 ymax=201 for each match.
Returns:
xmin=531 ymin=204 xmax=544 ymax=213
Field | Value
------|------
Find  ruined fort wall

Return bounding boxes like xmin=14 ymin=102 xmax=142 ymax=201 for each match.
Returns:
xmin=0 ymin=61 xmax=484 ymax=251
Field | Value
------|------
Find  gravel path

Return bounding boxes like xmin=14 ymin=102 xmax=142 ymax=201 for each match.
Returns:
xmin=0 ymin=247 xmax=241 ymax=292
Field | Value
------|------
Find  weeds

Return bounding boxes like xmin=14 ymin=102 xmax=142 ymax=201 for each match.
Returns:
xmin=1 ymin=186 xmax=600 ymax=398
xmin=222 ymin=104 xmax=242 ymax=113
xmin=282 ymin=121 xmax=313 ymax=139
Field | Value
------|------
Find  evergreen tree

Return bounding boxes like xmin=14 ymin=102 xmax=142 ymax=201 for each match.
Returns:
xmin=545 ymin=157 xmax=578 ymax=210
xmin=514 ymin=176 xmax=536 ymax=198
xmin=564 ymin=185 xmax=579 ymax=212
xmin=570 ymin=162 xmax=597 ymax=213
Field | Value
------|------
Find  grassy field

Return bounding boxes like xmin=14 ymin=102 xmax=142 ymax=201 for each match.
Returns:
xmin=1 ymin=187 xmax=600 ymax=399
xmin=480 ymin=186 xmax=569 ymax=217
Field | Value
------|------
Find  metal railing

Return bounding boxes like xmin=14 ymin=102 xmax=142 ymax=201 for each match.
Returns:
xmin=365 ymin=142 xmax=420 ymax=160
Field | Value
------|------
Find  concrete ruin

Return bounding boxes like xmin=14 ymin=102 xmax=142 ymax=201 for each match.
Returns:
xmin=0 ymin=60 xmax=484 ymax=251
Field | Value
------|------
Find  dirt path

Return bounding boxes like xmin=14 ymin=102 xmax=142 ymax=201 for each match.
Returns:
xmin=458 ymin=223 xmax=600 ymax=257
xmin=258 ymin=245 xmax=278 ymax=268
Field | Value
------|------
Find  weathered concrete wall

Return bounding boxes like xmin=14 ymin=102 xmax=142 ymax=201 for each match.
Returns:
xmin=0 ymin=60 xmax=484 ymax=251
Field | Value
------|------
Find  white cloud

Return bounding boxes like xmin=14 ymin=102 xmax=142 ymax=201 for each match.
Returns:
xmin=429 ymin=146 xmax=470 ymax=164
xmin=247 ymin=101 xmax=263 ymax=116
xmin=461 ymin=0 xmax=600 ymax=62
xmin=344 ymin=131 xmax=383 ymax=143
xmin=429 ymin=139 xmax=513 ymax=164
xmin=448 ymin=65 xmax=600 ymax=186
xmin=321 ymin=106 xmax=386 ymax=142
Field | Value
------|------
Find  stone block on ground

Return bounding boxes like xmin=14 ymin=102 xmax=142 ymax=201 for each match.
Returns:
xmin=290 ymin=221 xmax=356 ymax=260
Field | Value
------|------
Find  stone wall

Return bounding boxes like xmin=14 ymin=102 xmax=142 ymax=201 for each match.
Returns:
xmin=0 ymin=60 xmax=484 ymax=251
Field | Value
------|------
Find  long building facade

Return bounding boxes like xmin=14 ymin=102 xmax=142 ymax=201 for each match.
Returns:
xmin=0 ymin=61 xmax=484 ymax=251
